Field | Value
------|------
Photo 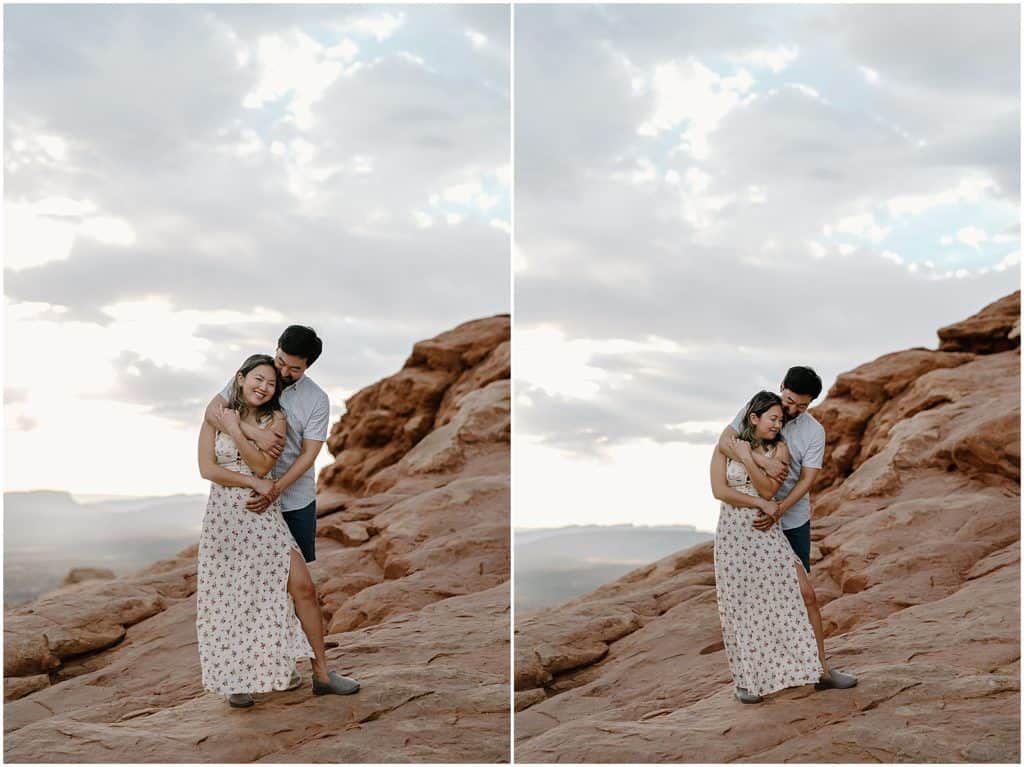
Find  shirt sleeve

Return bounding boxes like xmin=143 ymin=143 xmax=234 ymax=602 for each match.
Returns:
xmin=218 ymin=379 xmax=232 ymax=401
xmin=729 ymin=405 xmax=745 ymax=433
xmin=804 ymin=425 xmax=826 ymax=469
xmin=305 ymin=391 xmax=330 ymax=442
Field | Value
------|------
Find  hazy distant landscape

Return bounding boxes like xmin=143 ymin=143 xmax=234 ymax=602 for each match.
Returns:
xmin=515 ymin=524 xmax=714 ymax=614
xmin=4 ymin=491 xmax=206 ymax=606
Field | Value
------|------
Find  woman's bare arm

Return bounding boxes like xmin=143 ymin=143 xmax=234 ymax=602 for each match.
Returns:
xmin=225 ymin=411 xmax=284 ymax=478
xmin=744 ymin=441 xmax=789 ymax=500
xmin=710 ymin=448 xmax=770 ymax=511
xmin=197 ymin=421 xmax=260 ymax=489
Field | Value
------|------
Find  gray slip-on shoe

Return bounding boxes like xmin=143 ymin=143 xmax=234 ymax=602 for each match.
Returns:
xmin=734 ymin=686 xmax=763 ymax=704
xmin=313 ymin=671 xmax=360 ymax=696
xmin=284 ymin=669 xmax=302 ymax=691
xmin=227 ymin=693 xmax=254 ymax=708
xmin=816 ymin=668 xmax=858 ymax=690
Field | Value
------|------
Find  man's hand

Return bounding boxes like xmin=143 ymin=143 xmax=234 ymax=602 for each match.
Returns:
xmin=730 ymin=436 xmax=752 ymax=462
xmin=759 ymin=455 xmax=789 ymax=483
xmin=753 ymin=500 xmax=780 ymax=532
xmin=245 ymin=480 xmax=280 ymax=513
xmin=220 ymin=407 xmax=241 ymax=435
xmin=246 ymin=427 xmax=285 ymax=459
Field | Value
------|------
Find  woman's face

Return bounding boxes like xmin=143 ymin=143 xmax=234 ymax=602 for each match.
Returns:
xmin=751 ymin=404 xmax=783 ymax=440
xmin=237 ymin=364 xmax=277 ymax=407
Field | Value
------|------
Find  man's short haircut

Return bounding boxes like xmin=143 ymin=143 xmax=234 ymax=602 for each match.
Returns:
xmin=783 ymin=366 xmax=823 ymax=400
xmin=278 ymin=325 xmax=323 ymax=366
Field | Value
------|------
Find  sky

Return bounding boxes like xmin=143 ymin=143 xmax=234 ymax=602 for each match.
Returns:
xmin=513 ymin=3 xmax=1021 ymax=532
xmin=4 ymin=4 xmax=510 ymax=496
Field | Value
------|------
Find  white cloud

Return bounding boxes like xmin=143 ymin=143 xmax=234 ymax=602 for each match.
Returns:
xmin=788 ymin=83 xmax=829 ymax=103
xmin=956 ymin=226 xmax=988 ymax=249
xmin=834 ymin=212 xmax=891 ymax=243
xmin=242 ymin=31 xmax=356 ymax=130
xmin=466 ymin=28 xmax=487 ymax=49
xmin=637 ymin=58 xmax=753 ymax=159
xmin=994 ymin=250 xmax=1021 ymax=271
xmin=860 ymin=65 xmax=880 ymax=83
xmin=734 ymin=45 xmax=799 ymax=74
xmin=344 ymin=12 xmax=405 ymax=42
xmin=886 ymin=176 xmax=997 ymax=216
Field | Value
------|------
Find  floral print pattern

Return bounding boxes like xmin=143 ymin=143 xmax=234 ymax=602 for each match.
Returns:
xmin=714 ymin=452 xmax=822 ymax=697
xmin=196 ymin=423 xmax=313 ymax=695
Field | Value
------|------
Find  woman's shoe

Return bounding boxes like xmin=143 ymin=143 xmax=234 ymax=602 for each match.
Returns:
xmin=284 ymin=669 xmax=303 ymax=691
xmin=312 ymin=671 xmax=360 ymax=696
xmin=816 ymin=668 xmax=857 ymax=690
xmin=227 ymin=693 xmax=254 ymax=708
xmin=734 ymin=686 xmax=763 ymax=704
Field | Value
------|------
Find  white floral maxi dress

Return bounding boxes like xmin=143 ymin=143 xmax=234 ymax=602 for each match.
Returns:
xmin=196 ymin=423 xmax=313 ymax=695
xmin=713 ymin=451 xmax=822 ymax=697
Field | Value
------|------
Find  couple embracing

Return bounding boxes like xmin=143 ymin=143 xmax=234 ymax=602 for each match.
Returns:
xmin=196 ymin=325 xmax=360 ymax=708
xmin=710 ymin=366 xmax=857 ymax=704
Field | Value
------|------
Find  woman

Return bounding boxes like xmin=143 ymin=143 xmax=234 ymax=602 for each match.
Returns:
xmin=710 ymin=390 xmax=843 ymax=703
xmin=196 ymin=354 xmax=313 ymax=708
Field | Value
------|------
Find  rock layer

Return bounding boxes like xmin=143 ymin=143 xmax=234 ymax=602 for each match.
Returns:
xmin=514 ymin=293 xmax=1019 ymax=763
xmin=4 ymin=315 xmax=511 ymax=763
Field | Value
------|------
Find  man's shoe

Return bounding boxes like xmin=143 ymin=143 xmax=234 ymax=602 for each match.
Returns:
xmin=284 ymin=669 xmax=302 ymax=691
xmin=227 ymin=693 xmax=254 ymax=708
xmin=312 ymin=671 xmax=360 ymax=696
xmin=816 ymin=668 xmax=858 ymax=690
xmin=734 ymin=686 xmax=763 ymax=704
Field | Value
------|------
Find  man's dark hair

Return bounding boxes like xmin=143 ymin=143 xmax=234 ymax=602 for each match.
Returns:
xmin=783 ymin=366 xmax=823 ymax=400
xmin=278 ymin=325 xmax=323 ymax=366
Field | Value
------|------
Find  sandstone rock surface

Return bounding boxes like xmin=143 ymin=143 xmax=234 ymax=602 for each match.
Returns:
xmin=514 ymin=293 xmax=1019 ymax=763
xmin=4 ymin=315 xmax=511 ymax=763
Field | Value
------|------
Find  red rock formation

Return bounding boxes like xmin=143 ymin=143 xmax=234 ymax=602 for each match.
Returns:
xmin=514 ymin=293 xmax=1019 ymax=763
xmin=4 ymin=315 xmax=510 ymax=763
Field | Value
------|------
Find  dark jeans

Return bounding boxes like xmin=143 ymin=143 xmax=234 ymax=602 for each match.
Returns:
xmin=283 ymin=500 xmax=317 ymax=563
xmin=784 ymin=521 xmax=811 ymax=573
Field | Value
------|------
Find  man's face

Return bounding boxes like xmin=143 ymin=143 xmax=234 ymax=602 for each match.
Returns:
xmin=779 ymin=388 xmax=813 ymax=421
xmin=275 ymin=349 xmax=309 ymax=386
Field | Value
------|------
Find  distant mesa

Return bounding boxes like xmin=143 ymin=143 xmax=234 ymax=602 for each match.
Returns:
xmin=514 ymin=292 xmax=1019 ymax=763
xmin=61 ymin=568 xmax=115 ymax=586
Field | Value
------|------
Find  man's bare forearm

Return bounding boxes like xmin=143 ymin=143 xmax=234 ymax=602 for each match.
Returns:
xmin=777 ymin=475 xmax=814 ymax=514
xmin=274 ymin=451 xmax=317 ymax=494
xmin=204 ymin=396 xmax=227 ymax=430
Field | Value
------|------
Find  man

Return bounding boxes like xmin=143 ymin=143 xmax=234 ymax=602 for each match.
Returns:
xmin=716 ymin=366 xmax=856 ymax=700
xmin=204 ymin=325 xmax=358 ymax=704
xmin=717 ymin=366 xmax=824 ymax=573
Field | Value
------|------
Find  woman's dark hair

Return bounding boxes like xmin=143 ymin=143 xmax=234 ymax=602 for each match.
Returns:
xmin=738 ymin=390 xmax=785 ymax=448
xmin=783 ymin=366 xmax=822 ymax=399
xmin=278 ymin=325 xmax=322 ymax=366
xmin=227 ymin=354 xmax=283 ymax=422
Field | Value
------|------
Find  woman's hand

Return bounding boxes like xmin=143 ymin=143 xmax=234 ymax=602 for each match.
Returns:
xmin=219 ymin=407 xmax=241 ymax=435
xmin=753 ymin=500 xmax=779 ymax=532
